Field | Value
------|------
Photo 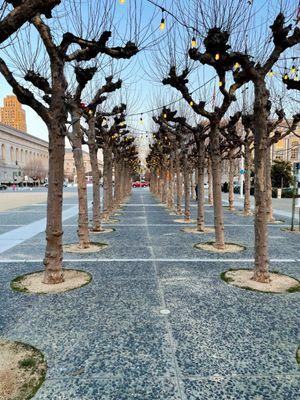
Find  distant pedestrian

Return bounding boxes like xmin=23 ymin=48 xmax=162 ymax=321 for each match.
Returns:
xmin=195 ymin=184 xmax=198 ymax=201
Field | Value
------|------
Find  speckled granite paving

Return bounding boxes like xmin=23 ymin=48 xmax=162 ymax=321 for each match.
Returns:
xmin=0 ymin=189 xmax=299 ymax=399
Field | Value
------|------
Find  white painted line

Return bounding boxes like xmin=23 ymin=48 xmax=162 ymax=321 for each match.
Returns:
xmin=61 ymin=223 xmax=292 ymax=228
xmin=0 ymin=205 xmax=79 ymax=253
xmin=0 ymin=211 xmax=47 ymax=214
xmin=0 ymin=258 xmax=297 ymax=263
xmin=32 ymin=203 xmax=77 ymax=206
xmin=0 ymin=224 xmax=25 ymax=227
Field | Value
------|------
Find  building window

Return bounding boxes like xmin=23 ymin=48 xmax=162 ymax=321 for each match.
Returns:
xmin=10 ymin=146 xmax=14 ymax=161
xmin=1 ymin=144 xmax=5 ymax=160
xmin=291 ymin=142 xmax=298 ymax=160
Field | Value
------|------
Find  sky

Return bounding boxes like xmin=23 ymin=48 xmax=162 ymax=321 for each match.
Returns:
xmin=0 ymin=0 xmax=299 ymax=157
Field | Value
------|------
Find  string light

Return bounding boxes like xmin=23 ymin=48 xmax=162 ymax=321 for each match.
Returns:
xmin=191 ymin=36 xmax=197 ymax=48
xmin=291 ymin=65 xmax=297 ymax=75
xmin=119 ymin=0 xmax=125 ymax=3
xmin=219 ymin=81 xmax=223 ymax=87
xmin=233 ymin=62 xmax=241 ymax=71
xmin=163 ymin=113 xmax=167 ymax=118
xmin=268 ymin=69 xmax=275 ymax=77
xmin=190 ymin=101 xmax=194 ymax=106
xmin=283 ymin=72 xmax=289 ymax=80
xmin=160 ymin=8 xmax=166 ymax=30
xmin=215 ymin=53 xmax=220 ymax=61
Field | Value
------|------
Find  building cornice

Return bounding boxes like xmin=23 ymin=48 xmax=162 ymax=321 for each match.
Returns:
xmin=0 ymin=122 xmax=48 ymax=148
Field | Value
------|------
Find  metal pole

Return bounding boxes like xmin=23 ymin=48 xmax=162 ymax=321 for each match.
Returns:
xmin=240 ymin=145 xmax=244 ymax=199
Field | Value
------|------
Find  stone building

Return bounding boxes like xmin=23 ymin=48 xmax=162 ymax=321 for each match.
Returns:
xmin=0 ymin=122 xmax=48 ymax=184
xmin=64 ymin=148 xmax=103 ymax=182
xmin=0 ymin=95 xmax=27 ymax=132
xmin=271 ymin=123 xmax=300 ymax=165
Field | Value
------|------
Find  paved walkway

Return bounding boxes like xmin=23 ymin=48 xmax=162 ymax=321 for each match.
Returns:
xmin=0 ymin=189 xmax=299 ymax=399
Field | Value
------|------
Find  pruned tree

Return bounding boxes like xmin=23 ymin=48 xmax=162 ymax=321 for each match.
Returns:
xmin=0 ymin=0 xmax=60 ymax=44
xmin=0 ymin=3 xmax=139 ymax=284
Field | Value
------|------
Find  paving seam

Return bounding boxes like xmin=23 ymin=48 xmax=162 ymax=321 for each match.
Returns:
xmin=0 ymin=258 xmax=298 ymax=263
xmin=142 ymin=193 xmax=187 ymax=400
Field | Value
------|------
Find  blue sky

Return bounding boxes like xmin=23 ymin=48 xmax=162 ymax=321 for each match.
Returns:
xmin=0 ymin=0 xmax=299 ymax=149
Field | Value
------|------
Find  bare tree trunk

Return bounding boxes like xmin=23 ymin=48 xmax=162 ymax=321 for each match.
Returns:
xmin=161 ymin=168 xmax=166 ymax=203
xmin=68 ymin=111 xmax=90 ymax=248
xmin=72 ymin=140 xmax=90 ymax=248
xmin=114 ymin=159 xmax=120 ymax=208
xmin=244 ymin=142 xmax=252 ymax=216
xmin=183 ymin=154 xmax=191 ymax=222
xmin=102 ymin=147 xmax=109 ymax=221
xmin=107 ymin=148 xmax=113 ymax=215
xmin=43 ymin=121 xmax=65 ymax=284
xmin=175 ymin=153 xmax=182 ymax=214
xmin=197 ymin=141 xmax=206 ymax=231
xmin=266 ymin=146 xmax=275 ymax=223
xmin=210 ymin=125 xmax=225 ymax=249
xmin=253 ymin=79 xmax=270 ymax=283
xmin=207 ymin=157 xmax=213 ymax=206
xmin=228 ymin=149 xmax=235 ymax=211
xmin=87 ymin=118 xmax=102 ymax=232
xmin=168 ymin=157 xmax=174 ymax=209
xmin=191 ymin=172 xmax=196 ymax=201
xmin=157 ymin=170 xmax=162 ymax=199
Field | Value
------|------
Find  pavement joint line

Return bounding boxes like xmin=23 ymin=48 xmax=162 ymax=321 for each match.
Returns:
xmin=0 ymin=258 xmax=298 ymax=263
xmin=62 ymin=224 xmax=292 ymax=227
xmin=142 ymin=193 xmax=187 ymax=400
xmin=0 ymin=204 xmax=81 ymax=253
xmin=0 ymin=224 xmax=25 ymax=227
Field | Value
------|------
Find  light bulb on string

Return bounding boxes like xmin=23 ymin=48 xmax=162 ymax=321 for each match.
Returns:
xmin=190 ymin=101 xmax=194 ymax=106
xmin=268 ymin=69 xmax=275 ymax=77
xmin=191 ymin=36 xmax=197 ymax=48
xmin=159 ymin=8 xmax=166 ymax=31
xmin=283 ymin=71 xmax=289 ymax=80
xmin=233 ymin=62 xmax=241 ymax=71
xmin=291 ymin=65 xmax=297 ymax=75
xmin=215 ymin=53 xmax=220 ymax=61
xmin=119 ymin=0 xmax=125 ymax=3
xmin=219 ymin=80 xmax=223 ymax=87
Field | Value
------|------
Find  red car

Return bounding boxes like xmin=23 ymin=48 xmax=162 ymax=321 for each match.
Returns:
xmin=132 ymin=181 xmax=149 ymax=188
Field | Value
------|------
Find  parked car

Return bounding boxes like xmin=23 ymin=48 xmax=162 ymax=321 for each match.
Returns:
xmin=43 ymin=182 xmax=68 ymax=188
xmin=132 ymin=181 xmax=149 ymax=188
xmin=0 ymin=184 xmax=7 ymax=190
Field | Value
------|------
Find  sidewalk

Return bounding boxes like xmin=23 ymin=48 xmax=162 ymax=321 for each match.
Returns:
xmin=221 ymin=193 xmax=299 ymax=221
xmin=0 ymin=189 xmax=299 ymax=399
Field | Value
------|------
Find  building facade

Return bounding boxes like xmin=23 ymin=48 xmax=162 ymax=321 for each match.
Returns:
xmin=0 ymin=122 xmax=48 ymax=184
xmin=272 ymin=124 xmax=300 ymax=165
xmin=0 ymin=95 xmax=27 ymax=132
xmin=64 ymin=148 xmax=103 ymax=182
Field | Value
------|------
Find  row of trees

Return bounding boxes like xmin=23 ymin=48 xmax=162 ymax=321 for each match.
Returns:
xmin=0 ymin=0 xmax=299 ymax=287
xmin=0 ymin=0 xmax=141 ymax=283
xmin=147 ymin=0 xmax=300 ymax=283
